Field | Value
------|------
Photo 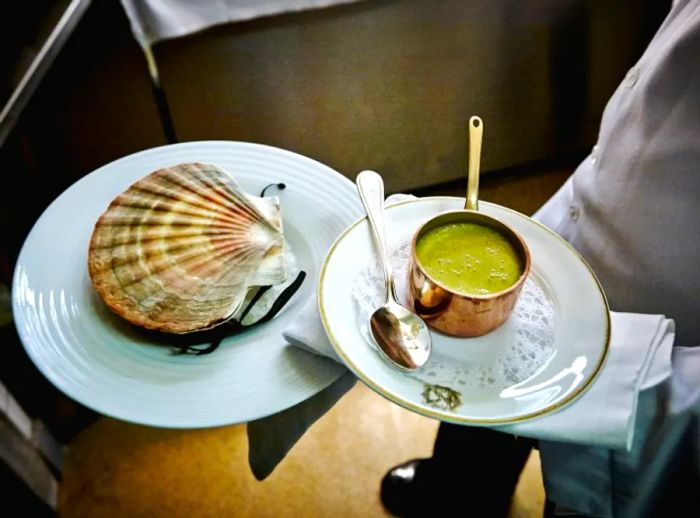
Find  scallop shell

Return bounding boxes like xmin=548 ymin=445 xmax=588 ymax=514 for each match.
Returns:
xmin=88 ymin=163 xmax=287 ymax=334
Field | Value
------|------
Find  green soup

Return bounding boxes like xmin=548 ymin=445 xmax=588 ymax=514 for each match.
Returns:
xmin=415 ymin=222 xmax=523 ymax=295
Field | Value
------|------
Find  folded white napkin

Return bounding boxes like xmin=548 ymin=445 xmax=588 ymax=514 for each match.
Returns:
xmin=498 ymin=313 xmax=674 ymax=449
xmin=282 ymin=297 xmax=342 ymax=363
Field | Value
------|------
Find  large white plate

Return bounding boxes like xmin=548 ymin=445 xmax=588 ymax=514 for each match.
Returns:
xmin=13 ymin=141 xmax=362 ymax=428
xmin=320 ymin=197 xmax=610 ymax=425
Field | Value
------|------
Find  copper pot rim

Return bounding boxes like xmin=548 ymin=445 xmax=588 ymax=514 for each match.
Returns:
xmin=409 ymin=209 xmax=532 ymax=300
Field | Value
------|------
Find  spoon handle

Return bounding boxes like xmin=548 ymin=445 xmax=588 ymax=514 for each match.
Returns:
xmin=356 ymin=170 xmax=397 ymax=304
xmin=465 ymin=115 xmax=483 ymax=211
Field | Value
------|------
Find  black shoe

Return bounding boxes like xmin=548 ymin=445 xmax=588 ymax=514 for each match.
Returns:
xmin=380 ymin=458 xmax=431 ymax=517
xmin=380 ymin=453 xmax=528 ymax=517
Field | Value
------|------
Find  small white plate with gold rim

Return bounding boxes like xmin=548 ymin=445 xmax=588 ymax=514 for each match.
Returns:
xmin=319 ymin=197 xmax=610 ymax=425
xmin=13 ymin=141 xmax=362 ymax=428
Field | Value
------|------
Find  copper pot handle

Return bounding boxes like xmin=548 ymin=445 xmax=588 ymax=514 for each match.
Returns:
xmin=465 ymin=116 xmax=483 ymax=211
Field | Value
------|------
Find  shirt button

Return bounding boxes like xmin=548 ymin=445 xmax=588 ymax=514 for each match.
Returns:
xmin=591 ymin=144 xmax=599 ymax=164
xmin=623 ymin=66 xmax=639 ymax=88
xmin=569 ymin=205 xmax=580 ymax=221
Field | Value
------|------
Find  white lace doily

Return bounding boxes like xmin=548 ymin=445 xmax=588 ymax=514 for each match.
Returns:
xmin=351 ymin=240 xmax=555 ymax=396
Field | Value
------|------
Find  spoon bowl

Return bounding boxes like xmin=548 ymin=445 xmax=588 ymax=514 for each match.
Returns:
xmin=370 ymin=300 xmax=432 ymax=370
xmin=356 ymin=170 xmax=432 ymax=371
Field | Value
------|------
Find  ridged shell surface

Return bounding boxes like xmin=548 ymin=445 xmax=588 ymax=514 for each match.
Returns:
xmin=88 ymin=163 xmax=287 ymax=333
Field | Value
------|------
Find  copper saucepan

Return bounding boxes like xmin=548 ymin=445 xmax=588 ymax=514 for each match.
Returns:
xmin=407 ymin=117 xmax=531 ymax=337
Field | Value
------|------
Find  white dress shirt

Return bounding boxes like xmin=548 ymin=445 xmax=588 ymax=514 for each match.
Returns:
xmin=535 ymin=1 xmax=700 ymax=515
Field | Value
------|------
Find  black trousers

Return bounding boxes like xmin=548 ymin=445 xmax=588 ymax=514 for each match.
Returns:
xmin=424 ymin=422 xmax=700 ymax=518
xmin=412 ymin=423 xmax=537 ymax=517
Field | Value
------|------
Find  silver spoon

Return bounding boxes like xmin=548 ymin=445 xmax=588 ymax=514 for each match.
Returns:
xmin=356 ymin=170 xmax=432 ymax=370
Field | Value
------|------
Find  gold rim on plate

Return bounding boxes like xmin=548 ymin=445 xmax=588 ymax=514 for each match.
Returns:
xmin=318 ymin=196 xmax=611 ymax=425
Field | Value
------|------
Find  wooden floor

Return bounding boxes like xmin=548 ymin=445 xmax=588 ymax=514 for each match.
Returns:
xmin=59 ymin=383 xmax=545 ymax=517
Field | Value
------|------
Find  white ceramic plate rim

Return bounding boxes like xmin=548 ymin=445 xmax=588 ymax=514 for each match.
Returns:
xmin=319 ymin=197 xmax=611 ymax=425
xmin=12 ymin=141 xmax=360 ymax=428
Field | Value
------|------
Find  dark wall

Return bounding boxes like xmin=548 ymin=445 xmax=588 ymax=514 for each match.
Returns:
xmin=7 ymin=0 xmax=671 ymax=195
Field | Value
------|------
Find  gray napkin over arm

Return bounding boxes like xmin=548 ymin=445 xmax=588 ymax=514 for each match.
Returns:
xmin=247 ymin=369 xmax=356 ymax=480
